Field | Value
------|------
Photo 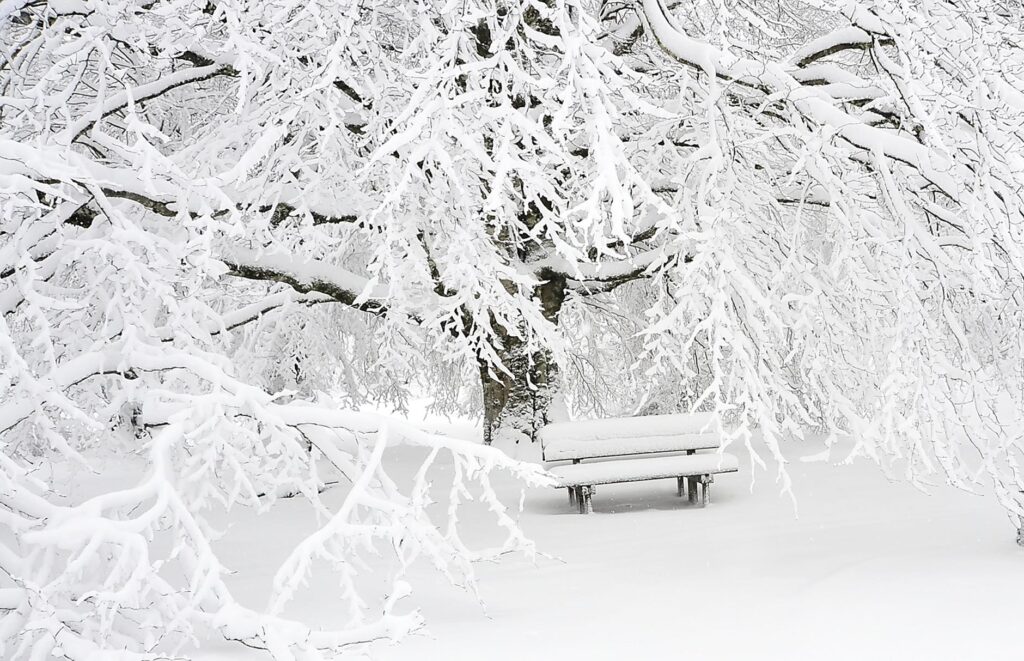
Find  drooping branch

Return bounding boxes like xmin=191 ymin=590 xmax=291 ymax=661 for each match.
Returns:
xmin=637 ymin=0 xmax=967 ymax=203
xmin=0 ymin=348 xmax=129 ymax=435
xmin=154 ymin=290 xmax=336 ymax=342
xmin=0 ymin=185 xmax=369 ymax=321
xmin=67 ymin=61 xmax=238 ymax=141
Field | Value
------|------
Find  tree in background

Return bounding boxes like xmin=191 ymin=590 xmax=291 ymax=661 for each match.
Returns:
xmin=2 ymin=0 xmax=1024 ymax=658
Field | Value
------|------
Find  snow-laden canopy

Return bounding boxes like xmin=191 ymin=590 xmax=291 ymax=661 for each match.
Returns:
xmin=2 ymin=0 xmax=1024 ymax=657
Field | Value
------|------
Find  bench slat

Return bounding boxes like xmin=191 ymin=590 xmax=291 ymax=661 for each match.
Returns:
xmin=538 ymin=413 xmax=717 ymax=444
xmin=548 ymin=453 xmax=739 ymax=488
xmin=542 ymin=432 xmax=720 ymax=462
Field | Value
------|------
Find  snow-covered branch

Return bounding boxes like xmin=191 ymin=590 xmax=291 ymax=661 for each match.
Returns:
xmin=219 ymin=247 xmax=389 ymax=314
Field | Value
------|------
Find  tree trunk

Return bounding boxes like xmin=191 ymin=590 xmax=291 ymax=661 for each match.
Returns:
xmin=480 ymin=271 xmax=565 ymax=444
xmin=479 ymin=342 xmax=559 ymax=445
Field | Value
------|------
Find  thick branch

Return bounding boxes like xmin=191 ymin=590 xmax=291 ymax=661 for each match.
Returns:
xmin=789 ymin=27 xmax=893 ymax=68
xmin=265 ymin=202 xmax=358 ymax=227
xmin=219 ymin=247 xmax=388 ymax=315
xmin=527 ymin=245 xmax=677 ymax=295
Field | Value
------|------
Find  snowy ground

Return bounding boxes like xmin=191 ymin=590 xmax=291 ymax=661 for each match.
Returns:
xmin=198 ymin=414 xmax=1024 ymax=661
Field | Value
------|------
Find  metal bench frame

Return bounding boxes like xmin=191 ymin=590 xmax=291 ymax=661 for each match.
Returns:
xmin=563 ymin=450 xmax=721 ymax=514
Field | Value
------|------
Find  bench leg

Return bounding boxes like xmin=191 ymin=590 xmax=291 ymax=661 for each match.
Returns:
xmin=700 ymin=474 xmax=713 ymax=506
xmin=687 ymin=476 xmax=699 ymax=504
xmin=568 ymin=487 xmax=576 ymax=508
xmin=676 ymin=476 xmax=685 ymax=497
xmin=579 ymin=485 xmax=593 ymax=514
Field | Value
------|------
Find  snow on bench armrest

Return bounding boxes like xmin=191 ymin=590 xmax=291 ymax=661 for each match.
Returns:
xmin=548 ymin=453 xmax=739 ymax=488
xmin=543 ymin=432 xmax=720 ymax=462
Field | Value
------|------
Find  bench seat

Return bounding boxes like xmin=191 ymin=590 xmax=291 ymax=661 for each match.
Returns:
xmin=548 ymin=452 xmax=739 ymax=487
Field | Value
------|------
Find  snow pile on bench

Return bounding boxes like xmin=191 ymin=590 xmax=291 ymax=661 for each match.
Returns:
xmin=539 ymin=413 xmax=721 ymax=462
xmin=548 ymin=453 xmax=739 ymax=487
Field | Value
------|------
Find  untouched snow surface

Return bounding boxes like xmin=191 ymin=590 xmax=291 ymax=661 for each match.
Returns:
xmin=195 ymin=414 xmax=1024 ymax=661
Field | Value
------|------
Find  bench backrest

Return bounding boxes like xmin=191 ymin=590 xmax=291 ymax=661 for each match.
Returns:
xmin=538 ymin=413 xmax=721 ymax=462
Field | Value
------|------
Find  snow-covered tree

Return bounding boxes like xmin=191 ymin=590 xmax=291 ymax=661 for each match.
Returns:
xmin=3 ymin=0 xmax=1024 ymax=657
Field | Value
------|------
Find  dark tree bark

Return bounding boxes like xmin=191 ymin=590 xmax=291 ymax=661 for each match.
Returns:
xmin=481 ymin=271 xmax=566 ymax=444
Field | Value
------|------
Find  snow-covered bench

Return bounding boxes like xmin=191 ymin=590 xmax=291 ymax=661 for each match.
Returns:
xmin=539 ymin=413 xmax=738 ymax=514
